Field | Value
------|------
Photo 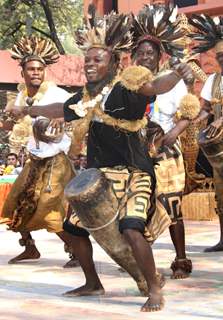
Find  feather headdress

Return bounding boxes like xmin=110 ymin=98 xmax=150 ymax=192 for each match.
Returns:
xmin=10 ymin=36 xmax=59 ymax=67
xmin=188 ymin=14 xmax=223 ymax=54
xmin=75 ymin=9 xmax=133 ymax=56
xmin=132 ymin=4 xmax=186 ymax=58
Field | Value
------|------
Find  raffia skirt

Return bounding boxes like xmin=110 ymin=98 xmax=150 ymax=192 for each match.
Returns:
xmin=0 ymin=152 xmax=74 ymax=233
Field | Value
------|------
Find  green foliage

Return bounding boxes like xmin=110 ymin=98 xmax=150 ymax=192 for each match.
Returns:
xmin=0 ymin=0 xmax=83 ymax=54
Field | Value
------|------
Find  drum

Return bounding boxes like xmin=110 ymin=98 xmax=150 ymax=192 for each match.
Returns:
xmin=198 ymin=127 xmax=223 ymax=176
xmin=32 ymin=117 xmax=64 ymax=144
xmin=64 ymin=168 xmax=148 ymax=296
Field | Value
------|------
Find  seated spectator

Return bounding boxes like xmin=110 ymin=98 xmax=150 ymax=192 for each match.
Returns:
xmin=12 ymin=148 xmax=29 ymax=175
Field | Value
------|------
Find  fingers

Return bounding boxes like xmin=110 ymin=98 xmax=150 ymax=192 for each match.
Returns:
xmin=47 ymin=119 xmax=64 ymax=136
xmin=175 ymin=63 xmax=193 ymax=82
xmin=206 ymin=125 xmax=218 ymax=139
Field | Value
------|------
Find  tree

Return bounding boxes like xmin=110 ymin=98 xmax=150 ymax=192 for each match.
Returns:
xmin=0 ymin=0 xmax=83 ymax=54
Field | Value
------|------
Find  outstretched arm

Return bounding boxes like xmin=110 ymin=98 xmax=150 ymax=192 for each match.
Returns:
xmin=25 ymin=103 xmax=64 ymax=119
xmin=139 ymin=63 xmax=192 ymax=96
xmin=6 ymin=103 xmax=64 ymax=120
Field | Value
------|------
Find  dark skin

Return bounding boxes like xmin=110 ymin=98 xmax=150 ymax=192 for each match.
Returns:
xmin=61 ymin=47 xmax=164 ymax=312
xmin=134 ymin=41 xmax=191 ymax=280
xmin=194 ymin=51 xmax=223 ymax=252
xmin=3 ymin=59 xmax=79 ymax=267
xmin=6 ymin=60 xmax=46 ymax=264
xmin=1 ymin=60 xmax=46 ymax=130
xmin=7 ymin=48 xmax=192 ymax=312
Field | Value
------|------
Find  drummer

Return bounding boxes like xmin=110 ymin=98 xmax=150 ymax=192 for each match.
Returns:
xmin=0 ymin=36 xmax=79 ymax=268
xmin=17 ymin=10 xmax=192 ymax=311
xmin=189 ymin=14 xmax=223 ymax=252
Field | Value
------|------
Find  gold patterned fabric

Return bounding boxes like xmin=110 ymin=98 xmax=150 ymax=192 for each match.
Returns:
xmin=209 ymin=73 xmax=223 ymax=216
xmin=69 ymin=167 xmax=171 ymax=242
xmin=151 ymin=140 xmax=185 ymax=224
xmin=0 ymin=153 xmax=74 ymax=233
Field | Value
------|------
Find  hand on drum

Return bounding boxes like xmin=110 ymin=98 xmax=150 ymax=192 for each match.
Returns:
xmin=204 ymin=117 xmax=223 ymax=139
xmin=46 ymin=118 xmax=64 ymax=137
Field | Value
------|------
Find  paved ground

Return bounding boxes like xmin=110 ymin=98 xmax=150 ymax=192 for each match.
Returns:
xmin=0 ymin=220 xmax=223 ymax=320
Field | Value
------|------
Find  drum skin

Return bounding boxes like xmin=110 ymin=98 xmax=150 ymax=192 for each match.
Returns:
xmin=65 ymin=168 xmax=148 ymax=295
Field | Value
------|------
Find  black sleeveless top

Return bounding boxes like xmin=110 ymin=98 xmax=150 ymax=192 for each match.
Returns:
xmin=64 ymin=82 xmax=156 ymax=180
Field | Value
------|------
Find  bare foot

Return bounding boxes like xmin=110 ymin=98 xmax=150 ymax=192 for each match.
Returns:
xmin=63 ymin=257 xmax=80 ymax=268
xmin=170 ymin=258 xmax=192 ymax=279
xmin=141 ymin=291 xmax=164 ymax=312
xmin=63 ymin=284 xmax=105 ymax=297
xmin=171 ymin=268 xmax=190 ymax=279
xmin=8 ymin=245 xmax=40 ymax=264
xmin=204 ymin=242 xmax=223 ymax=252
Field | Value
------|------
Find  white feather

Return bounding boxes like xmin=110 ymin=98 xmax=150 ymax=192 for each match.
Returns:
xmin=154 ymin=11 xmax=164 ymax=28
xmin=213 ymin=16 xmax=220 ymax=25
xmin=169 ymin=6 xmax=178 ymax=23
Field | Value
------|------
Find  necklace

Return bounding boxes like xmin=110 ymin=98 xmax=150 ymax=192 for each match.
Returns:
xmin=17 ymin=81 xmax=55 ymax=109
xmin=69 ymin=83 xmax=114 ymax=117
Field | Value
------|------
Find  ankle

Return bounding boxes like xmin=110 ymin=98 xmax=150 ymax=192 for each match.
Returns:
xmin=19 ymin=238 xmax=35 ymax=247
xmin=176 ymin=254 xmax=186 ymax=260
xmin=149 ymin=285 xmax=161 ymax=295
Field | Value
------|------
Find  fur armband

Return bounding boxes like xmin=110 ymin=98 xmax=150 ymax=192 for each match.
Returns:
xmin=120 ymin=66 xmax=153 ymax=91
xmin=176 ymin=93 xmax=200 ymax=121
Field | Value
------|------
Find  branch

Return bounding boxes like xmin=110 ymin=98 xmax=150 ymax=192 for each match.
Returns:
xmin=4 ymin=21 xmax=23 ymax=37
xmin=40 ymin=0 xmax=65 ymax=54
xmin=30 ymin=25 xmax=51 ymax=39
xmin=4 ymin=20 xmax=51 ymax=39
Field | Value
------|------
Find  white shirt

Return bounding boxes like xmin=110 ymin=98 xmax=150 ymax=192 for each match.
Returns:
xmin=201 ymin=73 xmax=223 ymax=102
xmin=15 ymin=85 xmax=71 ymax=158
xmin=150 ymin=79 xmax=188 ymax=133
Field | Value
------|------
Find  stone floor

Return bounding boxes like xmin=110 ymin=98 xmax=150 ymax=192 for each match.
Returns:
xmin=0 ymin=220 xmax=223 ymax=320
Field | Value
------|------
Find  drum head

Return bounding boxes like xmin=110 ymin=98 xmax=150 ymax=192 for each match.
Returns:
xmin=65 ymin=168 xmax=102 ymax=198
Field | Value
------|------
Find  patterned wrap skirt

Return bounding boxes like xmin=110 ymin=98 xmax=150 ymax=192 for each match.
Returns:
xmin=0 ymin=152 xmax=74 ymax=233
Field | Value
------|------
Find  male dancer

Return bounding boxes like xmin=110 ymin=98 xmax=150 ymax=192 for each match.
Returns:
xmin=189 ymin=15 xmax=223 ymax=252
xmin=131 ymin=4 xmax=196 ymax=278
xmin=0 ymin=36 xmax=78 ymax=267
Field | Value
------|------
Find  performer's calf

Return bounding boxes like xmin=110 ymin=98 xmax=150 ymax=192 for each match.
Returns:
xmin=60 ymin=231 xmax=104 ymax=296
xmin=123 ymin=228 xmax=164 ymax=312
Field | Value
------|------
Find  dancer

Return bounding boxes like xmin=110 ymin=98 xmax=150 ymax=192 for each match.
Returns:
xmin=189 ymin=14 xmax=223 ymax=252
xmin=131 ymin=4 xmax=199 ymax=278
xmin=0 ymin=36 xmax=78 ymax=267
xmin=61 ymin=12 xmax=192 ymax=311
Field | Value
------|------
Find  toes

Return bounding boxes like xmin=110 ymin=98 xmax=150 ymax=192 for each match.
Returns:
xmin=141 ymin=302 xmax=164 ymax=312
xmin=141 ymin=296 xmax=165 ymax=312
